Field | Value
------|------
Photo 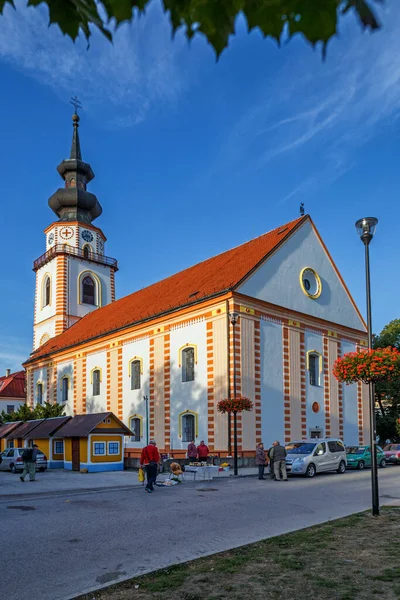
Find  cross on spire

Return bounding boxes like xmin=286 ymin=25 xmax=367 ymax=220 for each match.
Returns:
xmin=70 ymin=95 xmax=82 ymax=115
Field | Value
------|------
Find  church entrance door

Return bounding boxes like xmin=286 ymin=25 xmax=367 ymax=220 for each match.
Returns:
xmin=72 ymin=437 xmax=80 ymax=471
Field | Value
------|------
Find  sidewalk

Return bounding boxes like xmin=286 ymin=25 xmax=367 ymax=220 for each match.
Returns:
xmin=0 ymin=466 xmax=260 ymax=500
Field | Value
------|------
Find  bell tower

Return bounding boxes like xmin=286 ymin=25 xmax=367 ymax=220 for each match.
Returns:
xmin=33 ymin=110 xmax=118 ymax=350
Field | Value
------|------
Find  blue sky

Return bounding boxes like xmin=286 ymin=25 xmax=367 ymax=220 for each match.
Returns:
xmin=0 ymin=1 xmax=399 ymax=375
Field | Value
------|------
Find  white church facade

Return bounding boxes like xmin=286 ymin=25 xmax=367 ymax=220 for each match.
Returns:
xmin=24 ymin=114 xmax=369 ymax=458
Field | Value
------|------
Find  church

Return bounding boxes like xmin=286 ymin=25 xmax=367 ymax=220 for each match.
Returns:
xmin=23 ymin=113 xmax=369 ymax=458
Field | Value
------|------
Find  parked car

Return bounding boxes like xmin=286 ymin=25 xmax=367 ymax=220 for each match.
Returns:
xmin=383 ymin=443 xmax=400 ymax=465
xmin=346 ymin=445 xmax=386 ymax=469
xmin=0 ymin=448 xmax=47 ymax=473
xmin=285 ymin=439 xmax=347 ymax=478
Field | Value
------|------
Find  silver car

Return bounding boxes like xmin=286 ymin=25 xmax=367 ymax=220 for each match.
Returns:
xmin=0 ymin=448 xmax=48 ymax=473
xmin=285 ymin=439 xmax=347 ymax=478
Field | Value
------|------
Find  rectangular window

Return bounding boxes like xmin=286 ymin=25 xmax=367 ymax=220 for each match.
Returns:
xmin=130 ymin=360 xmax=141 ymax=390
xmin=309 ymin=354 xmax=319 ymax=386
xmin=93 ymin=442 xmax=106 ymax=455
xmin=131 ymin=418 xmax=141 ymax=442
xmin=182 ymin=347 xmax=195 ymax=383
xmin=55 ymin=441 xmax=64 ymax=454
xmin=182 ymin=414 xmax=195 ymax=443
xmin=37 ymin=382 xmax=43 ymax=405
xmin=92 ymin=370 xmax=101 ymax=396
xmin=108 ymin=442 xmax=120 ymax=455
xmin=62 ymin=377 xmax=69 ymax=403
xmin=6 ymin=405 xmax=14 ymax=415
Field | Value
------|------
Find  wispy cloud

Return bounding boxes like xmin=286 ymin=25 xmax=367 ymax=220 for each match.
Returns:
xmin=0 ymin=0 xmax=188 ymax=126
xmin=210 ymin=4 xmax=400 ymax=199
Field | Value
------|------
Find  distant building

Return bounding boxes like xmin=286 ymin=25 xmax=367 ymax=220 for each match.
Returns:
xmin=0 ymin=370 xmax=26 ymax=415
xmin=24 ymin=113 xmax=369 ymax=458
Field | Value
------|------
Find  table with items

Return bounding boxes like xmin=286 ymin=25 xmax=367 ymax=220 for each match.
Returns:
xmin=183 ymin=463 xmax=221 ymax=481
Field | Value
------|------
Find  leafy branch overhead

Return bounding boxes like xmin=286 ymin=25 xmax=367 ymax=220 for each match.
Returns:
xmin=0 ymin=0 xmax=381 ymax=57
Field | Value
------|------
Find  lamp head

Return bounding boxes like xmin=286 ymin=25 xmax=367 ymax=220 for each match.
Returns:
xmin=355 ymin=217 xmax=378 ymax=246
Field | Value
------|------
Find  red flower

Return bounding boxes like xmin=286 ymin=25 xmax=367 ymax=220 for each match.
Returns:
xmin=217 ymin=397 xmax=254 ymax=414
xmin=333 ymin=347 xmax=400 ymax=384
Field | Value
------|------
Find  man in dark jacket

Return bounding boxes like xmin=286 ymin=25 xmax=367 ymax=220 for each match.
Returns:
xmin=256 ymin=443 xmax=266 ymax=480
xmin=20 ymin=444 xmax=39 ymax=482
xmin=268 ymin=445 xmax=275 ymax=480
xmin=270 ymin=441 xmax=288 ymax=481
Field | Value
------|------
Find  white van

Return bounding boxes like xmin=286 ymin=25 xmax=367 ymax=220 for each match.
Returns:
xmin=285 ymin=439 xmax=347 ymax=478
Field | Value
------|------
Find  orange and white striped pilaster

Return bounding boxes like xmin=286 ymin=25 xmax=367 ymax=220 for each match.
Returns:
xmin=283 ymin=326 xmax=291 ymax=443
xmin=323 ymin=336 xmax=331 ymax=437
xmin=164 ymin=333 xmax=171 ymax=451
xmin=149 ymin=339 xmax=155 ymax=440
xmin=106 ymin=350 xmax=111 ymax=411
xmin=117 ymin=347 xmax=123 ymax=420
xmin=300 ymin=330 xmax=307 ymax=438
xmin=206 ymin=321 xmax=214 ymax=450
xmin=254 ymin=321 xmax=262 ymax=444
xmin=81 ymin=357 xmax=87 ymax=413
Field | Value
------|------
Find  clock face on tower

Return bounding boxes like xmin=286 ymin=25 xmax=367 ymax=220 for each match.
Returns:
xmin=82 ymin=230 xmax=94 ymax=242
xmin=60 ymin=227 xmax=74 ymax=240
xmin=48 ymin=233 xmax=54 ymax=245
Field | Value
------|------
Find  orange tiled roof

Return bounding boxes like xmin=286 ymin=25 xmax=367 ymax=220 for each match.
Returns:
xmin=0 ymin=371 xmax=25 ymax=398
xmin=27 ymin=216 xmax=306 ymax=362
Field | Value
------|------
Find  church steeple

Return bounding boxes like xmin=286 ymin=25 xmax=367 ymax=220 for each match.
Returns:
xmin=70 ymin=113 xmax=82 ymax=160
xmin=48 ymin=112 xmax=102 ymax=224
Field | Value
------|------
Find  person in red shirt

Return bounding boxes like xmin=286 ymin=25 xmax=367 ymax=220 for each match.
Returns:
xmin=140 ymin=440 xmax=160 ymax=493
xmin=197 ymin=440 xmax=209 ymax=462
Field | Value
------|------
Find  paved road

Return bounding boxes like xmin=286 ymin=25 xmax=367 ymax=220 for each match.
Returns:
xmin=2 ymin=468 xmax=399 ymax=600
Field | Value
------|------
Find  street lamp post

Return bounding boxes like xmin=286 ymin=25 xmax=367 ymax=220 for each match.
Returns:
xmin=355 ymin=216 xmax=379 ymax=517
xmin=143 ymin=394 xmax=149 ymax=446
xmin=229 ymin=312 xmax=239 ymax=476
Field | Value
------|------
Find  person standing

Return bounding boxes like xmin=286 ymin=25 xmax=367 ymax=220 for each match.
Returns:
xmin=197 ymin=440 xmax=209 ymax=462
xmin=268 ymin=445 xmax=275 ymax=480
xmin=187 ymin=440 xmax=197 ymax=463
xmin=20 ymin=444 xmax=39 ymax=482
xmin=270 ymin=440 xmax=288 ymax=481
xmin=140 ymin=439 xmax=160 ymax=493
xmin=256 ymin=442 xmax=266 ymax=480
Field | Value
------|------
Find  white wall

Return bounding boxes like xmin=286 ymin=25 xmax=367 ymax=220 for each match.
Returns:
xmin=56 ymin=360 xmax=74 ymax=413
xmin=122 ymin=337 xmax=150 ymax=448
xmin=85 ymin=350 xmax=107 ymax=413
xmin=35 ymin=262 xmax=57 ymax=324
xmin=341 ymin=340 xmax=359 ymax=445
xmin=170 ymin=320 xmax=208 ymax=450
xmin=260 ymin=319 xmax=284 ymax=447
xmin=0 ymin=399 xmax=25 ymax=413
xmin=68 ymin=259 xmax=112 ymax=318
xmin=304 ymin=330 xmax=325 ymax=435
xmin=237 ymin=220 xmax=365 ymax=331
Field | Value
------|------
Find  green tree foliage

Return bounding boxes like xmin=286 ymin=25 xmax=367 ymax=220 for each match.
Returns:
xmin=0 ymin=402 xmax=66 ymax=424
xmin=0 ymin=0 xmax=381 ymax=58
xmin=373 ymin=319 xmax=400 ymax=442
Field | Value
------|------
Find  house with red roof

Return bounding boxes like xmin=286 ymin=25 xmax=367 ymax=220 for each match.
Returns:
xmin=23 ymin=114 xmax=368 ymax=459
xmin=0 ymin=370 xmax=26 ymax=416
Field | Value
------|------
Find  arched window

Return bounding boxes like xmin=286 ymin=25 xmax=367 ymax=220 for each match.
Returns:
xmin=61 ymin=377 xmax=69 ymax=403
xmin=37 ymin=382 xmax=43 ymax=405
xmin=130 ymin=360 xmax=141 ymax=390
xmin=82 ymin=275 xmax=95 ymax=305
xmin=92 ymin=369 xmax=101 ymax=396
xmin=130 ymin=416 xmax=142 ymax=442
xmin=83 ymin=245 xmax=91 ymax=259
xmin=45 ymin=277 xmax=51 ymax=306
xmin=182 ymin=413 xmax=195 ymax=442
xmin=182 ymin=347 xmax=195 ymax=382
xmin=308 ymin=353 xmax=320 ymax=386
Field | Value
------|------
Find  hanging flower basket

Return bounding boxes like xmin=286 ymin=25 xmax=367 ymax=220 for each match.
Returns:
xmin=333 ymin=347 xmax=400 ymax=385
xmin=217 ymin=396 xmax=254 ymax=414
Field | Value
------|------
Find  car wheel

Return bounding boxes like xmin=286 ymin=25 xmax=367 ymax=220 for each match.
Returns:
xmin=380 ymin=459 xmax=386 ymax=468
xmin=39 ymin=467 xmax=46 ymax=472
xmin=337 ymin=460 xmax=346 ymax=474
xmin=357 ymin=460 xmax=365 ymax=470
xmin=10 ymin=464 xmax=17 ymax=474
xmin=305 ymin=463 xmax=316 ymax=478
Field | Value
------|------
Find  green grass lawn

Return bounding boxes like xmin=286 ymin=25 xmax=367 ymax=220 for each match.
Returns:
xmin=78 ymin=507 xmax=400 ymax=600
